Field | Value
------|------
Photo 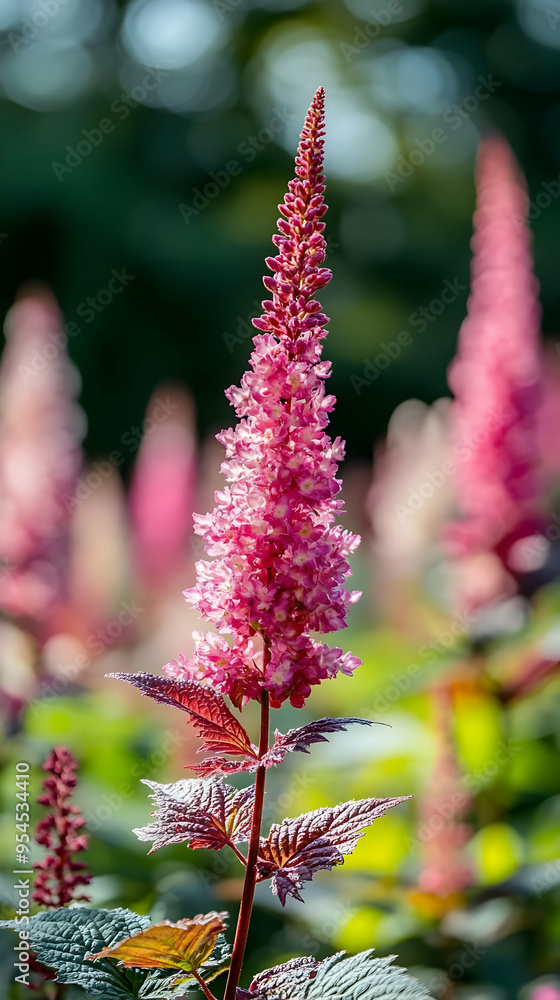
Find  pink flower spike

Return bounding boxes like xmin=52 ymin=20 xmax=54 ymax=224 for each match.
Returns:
xmin=32 ymin=745 xmax=92 ymax=908
xmin=177 ymin=88 xmax=361 ymax=709
xmin=446 ymin=135 xmax=543 ymax=560
xmin=417 ymin=686 xmax=473 ymax=899
xmin=0 ymin=286 xmax=83 ymax=630
xmin=129 ymin=387 xmax=196 ymax=590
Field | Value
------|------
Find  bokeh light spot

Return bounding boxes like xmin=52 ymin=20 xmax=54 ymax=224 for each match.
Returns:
xmin=121 ymin=0 xmax=225 ymax=70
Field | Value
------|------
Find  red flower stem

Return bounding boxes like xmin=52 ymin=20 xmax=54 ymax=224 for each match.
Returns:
xmin=223 ymin=683 xmax=270 ymax=1000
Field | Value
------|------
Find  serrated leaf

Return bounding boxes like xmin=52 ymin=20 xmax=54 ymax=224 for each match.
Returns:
xmin=237 ymin=950 xmax=432 ymax=1000
xmin=134 ymin=777 xmax=254 ymax=853
xmin=237 ymin=956 xmax=318 ymax=1000
xmin=0 ymin=907 xmax=224 ymax=998
xmin=190 ymin=718 xmax=377 ymax=777
xmin=108 ymin=673 xmax=254 ymax=761
xmin=256 ymin=796 xmax=411 ymax=904
xmin=260 ymin=718 xmax=379 ymax=766
xmin=87 ymin=911 xmax=228 ymax=981
xmin=189 ymin=755 xmax=257 ymax=778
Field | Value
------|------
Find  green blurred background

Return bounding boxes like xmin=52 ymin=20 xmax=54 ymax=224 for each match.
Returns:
xmin=1 ymin=0 xmax=560 ymax=463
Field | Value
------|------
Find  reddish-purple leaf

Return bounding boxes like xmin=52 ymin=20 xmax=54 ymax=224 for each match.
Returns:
xmin=189 ymin=756 xmax=257 ymax=778
xmin=256 ymin=796 xmax=411 ymax=904
xmin=237 ymin=956 xmax=319 ymax=1000
xmin=190 ymin=718 xmax=377 ymax=777
xmin=260 ymin=718 xmax=378 ymax=767
xmin=133 ymin=777 xmax=254 ymax=853
xmin=108 ymin=673 xmax=255 ymax=760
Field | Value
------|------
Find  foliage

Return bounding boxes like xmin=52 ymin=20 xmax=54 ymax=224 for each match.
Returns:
xmin=133 ymin=778 xmax=255 ymax=853
xmin=236 ymin=950 xmax=433 ymax=1000
xmin=0 ymin=907 xmax=229 ymax=998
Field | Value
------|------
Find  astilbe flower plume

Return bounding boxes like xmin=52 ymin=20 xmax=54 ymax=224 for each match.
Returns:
xmin=166 ymin=88 xmax=361 ymax=709
xmin=33 ymin=746 xmax=92 ymax=907
xmin=415 ymin=686 xmax=473 ymax=909
xmin=129 ymin=387 xmax=196 ymax=590
xmin=446 ymin=135 xmax=542 ymax=561
xmin=0 ymin=287 xmax=82 ymax=628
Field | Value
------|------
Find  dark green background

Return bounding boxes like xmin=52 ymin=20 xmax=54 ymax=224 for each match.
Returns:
xmin=1 ymin=0 xmax=559 ymax=467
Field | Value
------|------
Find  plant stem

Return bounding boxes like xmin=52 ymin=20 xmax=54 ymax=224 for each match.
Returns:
xmin=229 ymin=843 xmax=248 ymax=866
xmin=193 ymin=969 xmax=219 ymax=1000
xmin=223 ymin=685 xmax=270 ymax=1000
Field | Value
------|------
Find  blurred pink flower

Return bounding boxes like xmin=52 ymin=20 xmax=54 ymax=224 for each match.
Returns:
xmin=69 ymin=465 xmax=130 ymax=634
xmin=536 ymin=345 xmax=560 ymax=482
xmin=129 ymin=387 xmax=196 ymax=590
xmin=368 ymin=398 xmax=452 ymax=573
xmin=169 ymin=88 xmax=361 ymax=709
xmin=531 ymin=985 xmax=560 ymax=1000
xmin=447 ymin=135 xmax=542 ymax=559
xmin=0 ymin=287 xmax=83 ymax=628
xmin=417 ymin=686 xmax=474 ymax=898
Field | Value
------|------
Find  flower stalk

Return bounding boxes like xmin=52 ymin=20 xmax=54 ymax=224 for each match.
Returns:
xmin=447 ymin=135 xmax=542 ymax=562
xmin=168 ymin=85 xmax=361 ymax=712
xmin=33 ymin=746 xmax=91 ymax=908
xmin=164 ymin=86 xmax=365 ymax=992
xmin=224 ymin=688 xmax=270 ymax=1000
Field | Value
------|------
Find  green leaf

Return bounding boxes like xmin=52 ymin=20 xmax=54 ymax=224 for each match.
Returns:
xmin=195 ymin=933 xmax=230 ymax=981
xmin=0 ymin=906 xmax=222 ymax=998
xmin=238 ymin=950 xmax=433 ymax=1000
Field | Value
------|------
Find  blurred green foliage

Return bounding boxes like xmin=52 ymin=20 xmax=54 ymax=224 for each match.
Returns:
xmin=1 ymin=592 xmax=559 ymax=998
